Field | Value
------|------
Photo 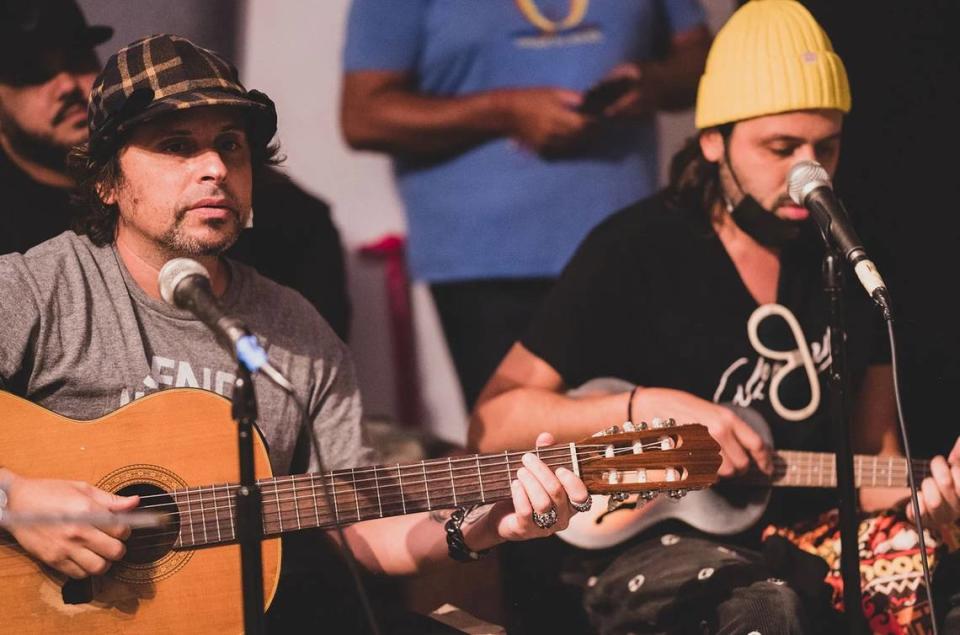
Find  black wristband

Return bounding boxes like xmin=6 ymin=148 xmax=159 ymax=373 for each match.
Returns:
xmin=445 ymin=505 xmax=491 ymax=563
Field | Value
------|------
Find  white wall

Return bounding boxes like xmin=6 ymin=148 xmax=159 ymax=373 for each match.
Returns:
xmin=240 ymin=0 xmax=735 ymax=445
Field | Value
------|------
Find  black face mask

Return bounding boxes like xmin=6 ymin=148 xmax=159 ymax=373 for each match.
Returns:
xmin=728 ymin=195 xmax=808 ymax=249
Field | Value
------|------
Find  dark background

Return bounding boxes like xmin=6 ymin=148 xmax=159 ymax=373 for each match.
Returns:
xmin=802 ymin=0 xmax=960 ymax=458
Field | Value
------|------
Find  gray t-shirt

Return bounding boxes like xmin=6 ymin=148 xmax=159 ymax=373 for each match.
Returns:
xmin=0 ymin=232 xmax=375 ymax=474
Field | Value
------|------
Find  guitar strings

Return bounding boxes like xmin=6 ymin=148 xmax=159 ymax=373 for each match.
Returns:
xmin=124 ymin=448 xmax=927 ymax=514
xmin=1 ymin=449 xmax=928 ymax=549
xmin=125 ymin=440 xmax=679 ymax=505
xmin=115 ymin=442 xmax=701 ymax=552
xmin=0 ymin=463 xmax=937 ymax=562
xmin=8 ymin=455 xmax=934 ymax=561
xmin=0 ymin=443 xmax=688 ymax=556
xmin=6 ymin=455 xmax=936 ymax=560
xmin=129 ymin=457 xmax=932 ymax=539
xmin=0 ymin=482 xmax=525 ymax=562
xmin=125 ymin=482 xmax=528 ymax=553
xmin=120 ymin=445 xmax=928 ymax=508
xmin=114 ymin=441 xmax=676 ymax=516
xmin=108 ymin=455 xmax=944 ymax=558
xmin=0 ymin=451 xmax=931 ymax=560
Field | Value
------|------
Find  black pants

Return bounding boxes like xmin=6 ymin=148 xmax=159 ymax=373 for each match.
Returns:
xmin=583 ymin=535 xmax=833 ymax=634
xmin=430 ymin=278 xmax=554 ymax=410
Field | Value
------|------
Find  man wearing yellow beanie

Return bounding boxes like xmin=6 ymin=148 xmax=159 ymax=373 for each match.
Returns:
xmin=470 ymin=1 xmax=960 ymax=632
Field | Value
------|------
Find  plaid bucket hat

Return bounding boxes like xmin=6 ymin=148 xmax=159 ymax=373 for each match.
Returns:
xmin=88 ymin=34 xmax=277 ymax=156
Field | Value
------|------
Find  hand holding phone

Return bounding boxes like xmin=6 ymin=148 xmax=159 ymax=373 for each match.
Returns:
xmin=578 ymin=77 xmax=638 ymax=117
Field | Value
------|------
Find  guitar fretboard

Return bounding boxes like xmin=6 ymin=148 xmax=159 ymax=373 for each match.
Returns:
xmin=170 ymin=448 xmax=577 ymax=549
xmin=741 ymin=451 xmax=930 ymax=489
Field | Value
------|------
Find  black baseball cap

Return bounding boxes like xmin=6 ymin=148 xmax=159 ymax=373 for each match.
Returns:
xmin=0 ymin=0 xmax=112 ymax=85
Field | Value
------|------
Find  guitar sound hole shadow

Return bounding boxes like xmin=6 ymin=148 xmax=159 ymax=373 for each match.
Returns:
xmin=116 ymin=484 xmax=180 ymax=565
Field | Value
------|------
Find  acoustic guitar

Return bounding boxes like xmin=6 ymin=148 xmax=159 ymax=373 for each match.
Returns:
xmin=0 ymin=389 xmax=720 ymax=633
xmin=559 ymin=382 xmax=928 ymax=550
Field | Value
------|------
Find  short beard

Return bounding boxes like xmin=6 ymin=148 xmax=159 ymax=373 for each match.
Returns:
xmin=0 ymin=106 xmax=74 ymax=173
xmin=156 ymin=210 xmax=244 ymax=258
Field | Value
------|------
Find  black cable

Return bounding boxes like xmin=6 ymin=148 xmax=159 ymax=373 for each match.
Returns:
xmin=886 ymin=315 xmax=939 ymax=634
xmin=262 ymin=370 xmax=383 ymax=635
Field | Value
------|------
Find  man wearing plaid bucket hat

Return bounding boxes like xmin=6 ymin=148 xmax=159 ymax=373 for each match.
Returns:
xmin=471 ymin=0 xmax=960 ymax=631
xmin=0 ymin=1 xmax=352 ymax=339
xmin=0 ymin=33 xmax=592 ymax=630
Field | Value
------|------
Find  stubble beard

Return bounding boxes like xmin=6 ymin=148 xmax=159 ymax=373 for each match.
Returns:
xmin=157 ymin=209 xmax=245 ymax=258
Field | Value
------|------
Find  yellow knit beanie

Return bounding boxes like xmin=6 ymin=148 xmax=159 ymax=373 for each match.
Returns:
xmin=695 ymin=0 xmax=851 ymax=130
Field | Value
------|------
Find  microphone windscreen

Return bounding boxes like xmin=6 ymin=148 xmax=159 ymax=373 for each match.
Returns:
xmin=787 ymin=160 xmax=832 ymax=205
xmin=158 ymin=258 xmax=210 ymax=306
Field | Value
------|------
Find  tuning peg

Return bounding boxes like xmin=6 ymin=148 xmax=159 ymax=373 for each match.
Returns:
xmin=606 ymin=492 xmax=630 ymax=513
xmin=665 ymin=418 xmax=677 ymax=428
xmin=659 ymin=436 xmax=677 ymax=451
xmin=668 ymin=489 xmax=687 ymax=500
xmin=604 ymin=425 xmax=621 ymax=435
xmin=651 ymin=417 xmax=664 ymax=429
xmin=622 ymin=421 xmax=636 ymax=432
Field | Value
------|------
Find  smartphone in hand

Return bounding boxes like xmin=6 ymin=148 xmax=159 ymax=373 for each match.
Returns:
xmin=578 ymin=77 xmax=637 ymax=116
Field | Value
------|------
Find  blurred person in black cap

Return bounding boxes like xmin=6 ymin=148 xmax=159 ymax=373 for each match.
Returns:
xmin=0 ymin=0 xmax=352 ymax=339
xmin=0 ymin=0 xmax=109 ymax=253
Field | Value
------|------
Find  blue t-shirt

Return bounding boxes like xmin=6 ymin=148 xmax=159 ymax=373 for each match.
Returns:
xmin=344 ymin=0 xmax=705 ymax=282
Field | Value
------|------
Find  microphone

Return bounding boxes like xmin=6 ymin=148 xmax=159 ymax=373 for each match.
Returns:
xmin=158 ymin=258 xmax=294 ymax=389
xmin=787 ymin=160 xmax=891 ymax=315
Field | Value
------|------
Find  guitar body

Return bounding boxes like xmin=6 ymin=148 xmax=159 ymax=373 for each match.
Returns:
xmin=558 ymin=484 xmax=771 ymax=550
xmin=0 ymin=389 xmax=281 ymax=634
xmin=0 ymin=384 xmax=723 ymax=629
xmin=559 ymin=379 xmax=772 ymax=550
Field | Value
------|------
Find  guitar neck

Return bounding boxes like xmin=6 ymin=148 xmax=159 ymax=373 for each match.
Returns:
xmin=171 ymin=447 xmax=577 ymax=550
xmin=745 ymin=451 xmax=930 ymax=489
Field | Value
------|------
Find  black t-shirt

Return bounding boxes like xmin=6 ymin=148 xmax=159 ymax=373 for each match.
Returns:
xmin=0 ymin=146 xmax=75 ymax=256
xmin=522 ymin=192 xmax=888 ymax=530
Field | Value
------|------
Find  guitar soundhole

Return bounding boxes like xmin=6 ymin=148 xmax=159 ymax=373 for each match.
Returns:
xmin=117 ymin=484 xmax=181 ymax=565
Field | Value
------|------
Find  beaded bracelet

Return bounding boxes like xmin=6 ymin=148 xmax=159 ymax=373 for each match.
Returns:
xmin=445 ymin=505 xmax=491 ymax=563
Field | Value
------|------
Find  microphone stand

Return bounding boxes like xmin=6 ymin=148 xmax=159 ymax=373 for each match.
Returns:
xmin=233 ymin=365 xmax=266 ymax=635
xmin=823 ymin=252 xmax=868 ymax=634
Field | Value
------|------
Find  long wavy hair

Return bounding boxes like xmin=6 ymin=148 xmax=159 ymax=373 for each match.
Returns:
xmin=68 ymin=121 xmax=282 ymax=247
xmin=663 ymin=123 xmax=733 ymax=222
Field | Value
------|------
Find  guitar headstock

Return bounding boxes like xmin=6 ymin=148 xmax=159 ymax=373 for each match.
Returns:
xmin=574 ymin=420 xmax=721 ymax=500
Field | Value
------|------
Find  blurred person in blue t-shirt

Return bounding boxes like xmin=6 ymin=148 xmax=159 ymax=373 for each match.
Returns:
xmin=341 ymin=0 xmax=709 ymax=411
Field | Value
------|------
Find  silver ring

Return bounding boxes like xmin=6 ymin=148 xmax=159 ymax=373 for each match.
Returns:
xmin=570 ymin=497 xmax=592 ymax=513
xmin=532 ymin=507 xmax=558 ymax=529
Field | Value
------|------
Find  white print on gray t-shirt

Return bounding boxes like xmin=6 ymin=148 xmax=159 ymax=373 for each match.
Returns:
xmin=713 ymin=304 xmax=831 ymax=422
xmin=119 ymin=355 xmax=237 ymax=406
